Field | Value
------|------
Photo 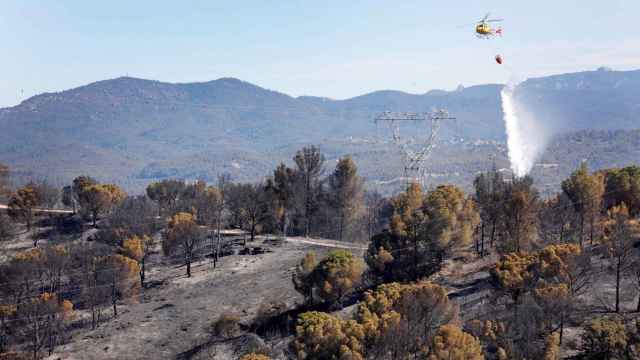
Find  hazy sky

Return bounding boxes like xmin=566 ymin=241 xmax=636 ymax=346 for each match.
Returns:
xmin=1 ymin=0 xmax=638 ymax=107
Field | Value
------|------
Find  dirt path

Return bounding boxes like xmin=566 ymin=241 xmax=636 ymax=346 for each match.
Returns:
xmin=285 ymin=236 xmax=367 ymax=250
xmin=0 ymin=203 xmax=74 ymax=214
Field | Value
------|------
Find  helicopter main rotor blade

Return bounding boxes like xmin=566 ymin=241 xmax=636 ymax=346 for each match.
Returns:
xmin=487 ymin=19 xmax=503 ymax=22
xmin=456 ymin=21 xmax=480 ymax=28
xmin=482 ymin=12 xmax=490 ymax=22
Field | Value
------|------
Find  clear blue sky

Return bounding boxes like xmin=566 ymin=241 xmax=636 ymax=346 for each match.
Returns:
xmin=1 ymin=0 xmax=638 ymax=107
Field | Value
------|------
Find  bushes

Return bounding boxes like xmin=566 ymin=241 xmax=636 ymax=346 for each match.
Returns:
xmin=580 ymin=318 xmax=628 ymax=359
xmin=294 ymin=282 xmax=467 ymax=359
xmin=356 ymin=281 xmax=456 ymax=358
xmin=542 ymin=332 xmax=561 ymax=360
xmin=428 ymin=324 xmax=483 ymax=360
xmin=292 ymin=250 xmax=363 ymax=307
xmin=314 ymin=250 xmax=363 ymax=305
xmin=239 ymin=353 xmax=271 ymax=360
xmin=212 ymin=313 xmax=241 ymax=338
xmin=294 ymin=311 xmax=365 ymax=360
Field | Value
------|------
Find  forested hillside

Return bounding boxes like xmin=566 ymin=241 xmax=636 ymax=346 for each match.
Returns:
xmin=1 ymin=148 xmax=640 ymax=359
xmin=1 ymin=68 xmax=639 ymax=192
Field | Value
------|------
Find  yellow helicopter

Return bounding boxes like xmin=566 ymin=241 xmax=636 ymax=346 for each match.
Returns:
xmin=473 ymin=13 xmax=503 ymax=39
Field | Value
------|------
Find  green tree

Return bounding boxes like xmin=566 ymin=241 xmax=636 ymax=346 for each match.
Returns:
xmin=562 ymin=163 xmax=605 ymax=247
xmin=603 ymin=165 xmax=640 ymax=215
xmin=474 ymin=167 xmax=506 ymax=250
xmin=423 ymin=185 xmax=479 ymax=256
xmin=145 ymin=179 xmax=186 ymax=216
xmin=390 ymin=182 xmax=428 ymax=281
xmin=502 ymin=176 xmax=539 ymax=252
xmin=328 ymin=156 xmax=363 ymax=241
xmin=266 ymin=163 xmax=296 ymax=236
xmin=366 ymin=183 xmax=477 ymax=283
xmin=365 ymin=183 xmax=435 ymax=282
xmin=293 ymin=146 xmax=324 ymax=237
xmin=71 ymin=175 xmax=97 ymax=213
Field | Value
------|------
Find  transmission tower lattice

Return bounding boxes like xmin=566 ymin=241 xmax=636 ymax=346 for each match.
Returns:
xmin=374 ymin=109 xmax=455 ymax=188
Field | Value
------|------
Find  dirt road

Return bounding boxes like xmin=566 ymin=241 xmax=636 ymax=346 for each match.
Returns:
xmin=285 ymin=236 xmax=367 ymax=250
xmin=0 ymin=203 xmax=73 ymax=214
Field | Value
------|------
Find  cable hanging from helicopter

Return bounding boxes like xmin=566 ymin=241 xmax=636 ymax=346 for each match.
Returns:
xmin=469 ymin=12 xmax=504 ymax=64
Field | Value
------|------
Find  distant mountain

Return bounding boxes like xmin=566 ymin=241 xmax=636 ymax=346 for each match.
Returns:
xmin=0 ymin=68 xmax=639 ymax=192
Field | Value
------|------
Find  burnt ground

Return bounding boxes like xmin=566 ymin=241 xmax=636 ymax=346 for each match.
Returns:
xmin=1 ymin=220 xmax=636 ymax=360
xmin=45 ymin=235 xmax=363 ymax=360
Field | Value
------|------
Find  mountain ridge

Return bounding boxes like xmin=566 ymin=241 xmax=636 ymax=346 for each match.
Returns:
xmin=0 ymin=67 xmax=638 ymax=192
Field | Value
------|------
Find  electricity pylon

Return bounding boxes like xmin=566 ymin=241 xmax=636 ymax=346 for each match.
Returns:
xmin=374 ymin=109 xmax=455 ymax=188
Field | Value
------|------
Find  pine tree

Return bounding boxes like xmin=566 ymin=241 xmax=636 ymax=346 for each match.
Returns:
xmin=428 ymin=324 xmax=483 ymax=360
xmin=8 ymin=183 xmax=42 ymax=231
xmin=77 ymin=184 xmax=126 ymax=227
xmin=602 ymin=203 xmax=639 ymax=312
xmin=293 ymin=146 xmax=324 ymax=237
xmin=562 ymin=163 xmax=605 ymax=247
xmin=328 ymin=156 xmax=363 ymax=241
xmin=163 ymin=212 xmax=203 ymax=277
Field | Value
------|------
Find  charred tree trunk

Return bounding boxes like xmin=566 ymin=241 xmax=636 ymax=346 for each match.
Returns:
xmin=615 ymin=257 xmax=621 ymax=313
xmin=480 ymin=221 xmax=485 ymax=257
xmin=579 ymin=213 xmax=585 ymax=248
xmin=140 ymin=257 xmax=146 ymax=287
xmin=559 ymin=311 xmax=564 ymax=345
xmin=251 ymin=222 xmax=256 ymax=242
xmin=490 ymin=219 xmax=496 ymax=248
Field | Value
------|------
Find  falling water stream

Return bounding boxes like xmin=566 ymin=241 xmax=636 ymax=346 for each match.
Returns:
xmin=501 ymin=84 xmax=530 ymax=177
xmin=500 ymin=81 xmax=556 ymax=178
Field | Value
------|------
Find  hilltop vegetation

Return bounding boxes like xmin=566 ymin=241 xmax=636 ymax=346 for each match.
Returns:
xmin=1 ymin=147 xmax=640 ymax=359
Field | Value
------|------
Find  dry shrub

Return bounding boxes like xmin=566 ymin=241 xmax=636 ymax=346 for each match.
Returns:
xmin=212 ymin=313 xmax=241 ymax=338
xmin=239 ymin=353 xmax=271 ymax=360
xmin=0 ymin=353 xmax=31 ymax=360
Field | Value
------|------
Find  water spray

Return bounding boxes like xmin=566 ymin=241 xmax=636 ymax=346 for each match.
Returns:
xmin=501 ymin=81 xmax=552 ymax=178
